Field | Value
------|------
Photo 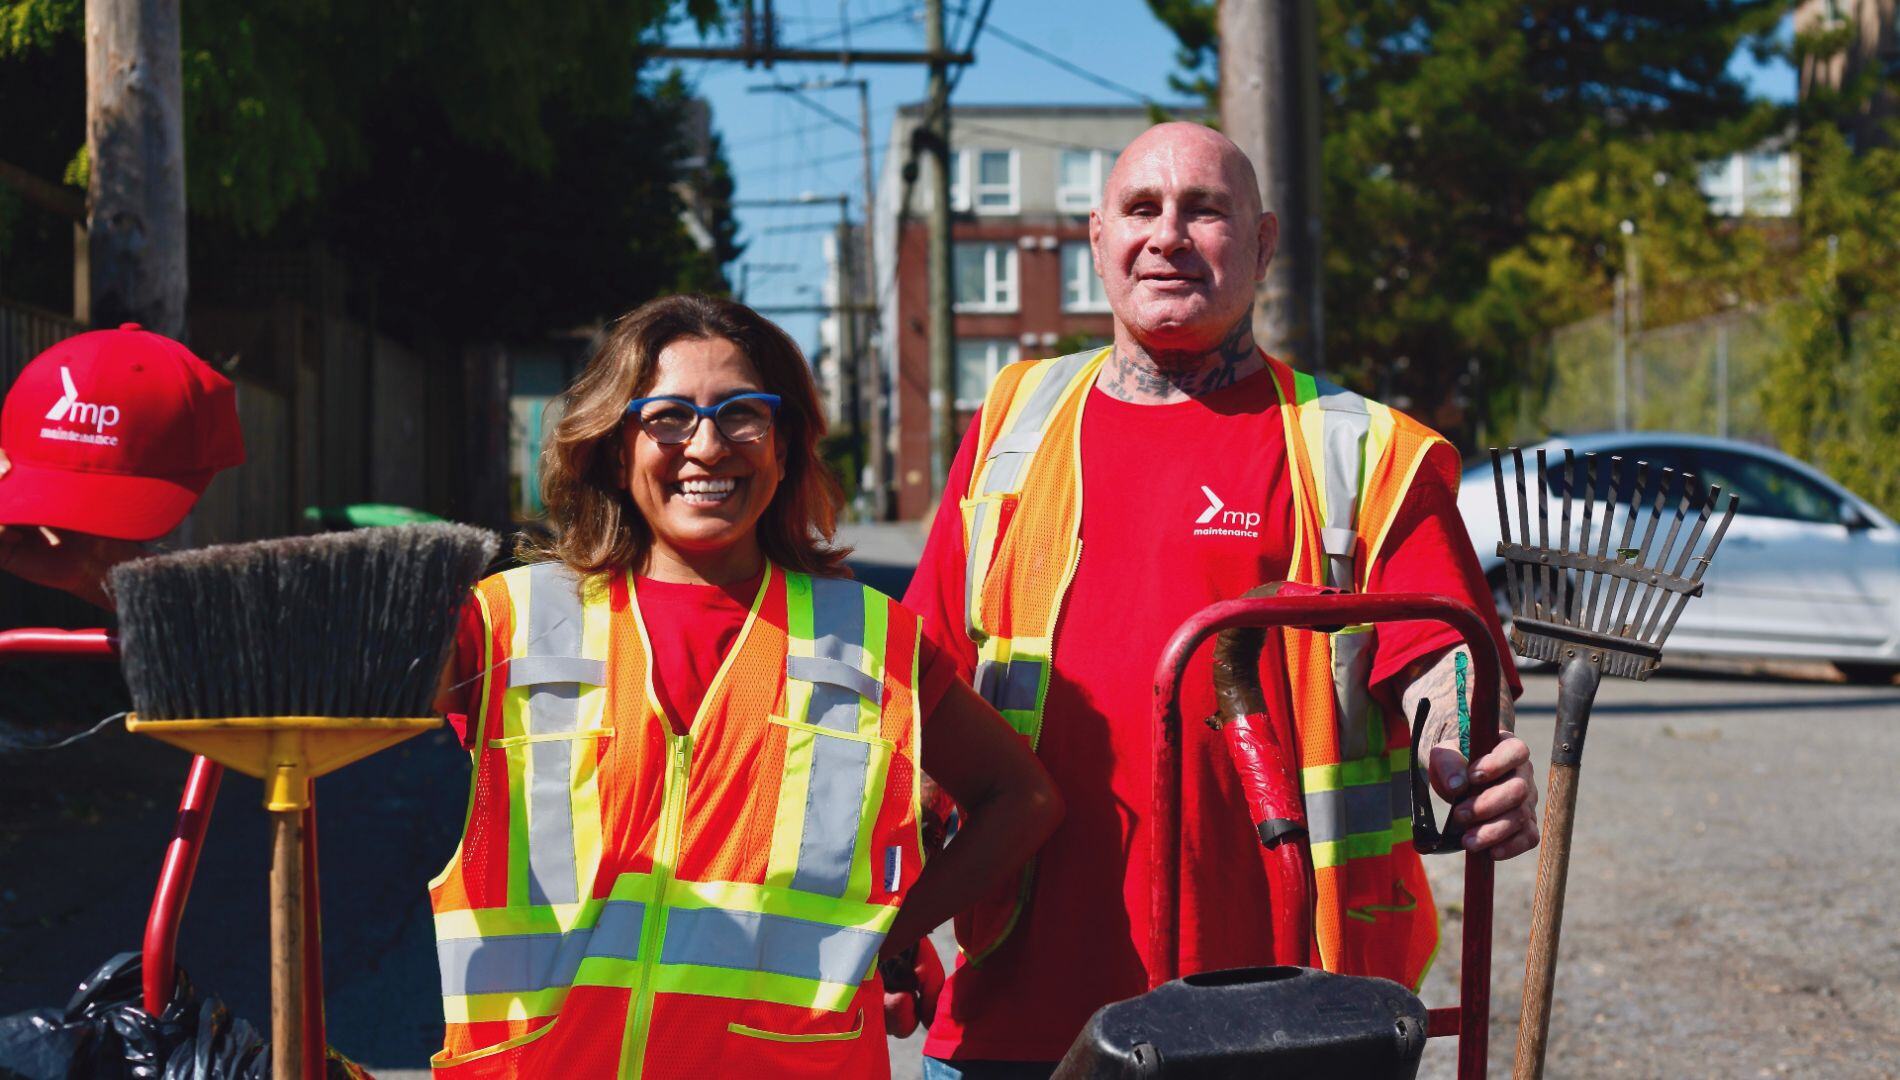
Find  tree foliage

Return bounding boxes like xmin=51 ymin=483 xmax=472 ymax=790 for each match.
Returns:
xmin=1145 ymin=0 xmax=1784 ymax=439
xmin=0 ymin=0 xmax=740 ymax=340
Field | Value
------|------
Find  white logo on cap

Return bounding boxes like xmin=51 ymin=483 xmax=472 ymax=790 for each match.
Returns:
xmin=40 ymin=366 xmax=122 ymax=445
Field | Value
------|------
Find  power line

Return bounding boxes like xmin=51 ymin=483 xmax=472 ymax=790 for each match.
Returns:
xmin=980 ymin=21 xmax=1162 ymax=109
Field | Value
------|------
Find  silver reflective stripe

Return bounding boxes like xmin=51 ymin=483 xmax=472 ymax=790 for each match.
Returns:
xmin=985 ymin=430 xmax=1043 ymax=460
xmin=786 ymin=655 xmax=882 ymax=705
xmin=506 ymin=655 xmax=606 ymax=688
xmin=978 ymin=350 xmax=1097 ymax=498
xmin=437 ymin=900 xmax=645 ymax=996
xmin=999 ymin=658 xmax=1043 ymax=713
xmin=1306 ymin=781 xmax=1404 ymax=844
xmin=1331 ymin=631 xmax=1376 ymax=761
xmin=662 ymin=906 xmax=883 ymax=986
xmin=1314 ymin=380 xmax=1371 ymax=591
xmin=963 ymin=498 xmax=993 ymax=640
xmin=806 ymin=576 xmax=870 ymax=731
xmin=525 ymin=562 xmax=582 ymax=906
xmin=1388 ymin=767 xmax=1411 ymax=824
xmin=973 ymin=659 xmax=1006 ymax=708
xmin=790 ymin=729 xmax=872 ymax=896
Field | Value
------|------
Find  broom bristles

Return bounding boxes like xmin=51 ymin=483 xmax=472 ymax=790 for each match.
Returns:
xmin=110 ymin=524 xmax=500 ymax=720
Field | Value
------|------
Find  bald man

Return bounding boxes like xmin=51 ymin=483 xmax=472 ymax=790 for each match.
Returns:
xmin=901 ymin=123 xmax=1537 ymax=1077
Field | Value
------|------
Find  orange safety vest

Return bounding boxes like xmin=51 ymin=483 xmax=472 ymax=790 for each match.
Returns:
xmin=428 ymin=560 xmax=925 ymax=1078
xmin=957 ymin=347 xmax=1456 ymax=988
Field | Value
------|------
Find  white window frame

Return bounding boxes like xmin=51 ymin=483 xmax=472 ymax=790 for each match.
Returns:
xmin=954 ymin=339 xmax=1022 ymax=409
xmin=1061 ymin=241 xmax=1110 ymax=313
xmin=954 ymin=243 xmax=1019 ymax=313
xmin=950 ymin=148 xmax=1020 ymax=215
xmin=1056 ymin=149 xmax=1112 ymax=213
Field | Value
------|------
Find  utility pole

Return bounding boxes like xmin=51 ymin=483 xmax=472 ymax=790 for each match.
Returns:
xmin=86 ymin=0 xmax=187 ymax=337
xmin=1219 ymin=0 xmax=1322 ymax=376
xmin=747 ymin=78 xmax=886 ymax=512
xmin=923 ymin=0 xmax=956 ymax=488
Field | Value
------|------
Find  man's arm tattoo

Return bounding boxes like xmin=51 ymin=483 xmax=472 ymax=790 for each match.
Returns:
xmin=1400 ymin=645 xmax=1515 ymax=752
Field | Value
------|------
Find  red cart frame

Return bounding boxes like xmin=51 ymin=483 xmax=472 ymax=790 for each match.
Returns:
xmin=1149 ymin=591 xmax=1502 ymax=1080
xmin=0 ymin=628 xmax=328 ymax=1079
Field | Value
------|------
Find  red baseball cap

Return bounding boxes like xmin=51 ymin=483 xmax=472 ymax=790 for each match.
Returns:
xmin=0 ymin=324 xmax=245 ymax=540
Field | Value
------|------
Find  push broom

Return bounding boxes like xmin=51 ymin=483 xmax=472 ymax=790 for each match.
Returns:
xmin=108 ymin=524 xmax=497 ymax=1080
xmin=1490 ymin=448 xmax=1737 ymax=1080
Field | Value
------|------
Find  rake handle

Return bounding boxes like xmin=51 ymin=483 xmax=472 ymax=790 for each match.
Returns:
xmin=1512 ymin=653 xmax=1603 ymax=1080
xmin=270 ymin=809 xmax=306 ymax=1080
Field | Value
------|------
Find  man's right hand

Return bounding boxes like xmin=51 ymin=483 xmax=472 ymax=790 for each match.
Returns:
xmin=0 ymin=449 xmax=140 ymax=609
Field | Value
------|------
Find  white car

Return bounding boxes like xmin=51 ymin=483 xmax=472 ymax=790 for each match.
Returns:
xmin=1456 ymin=432 xmax=1900 ymax=683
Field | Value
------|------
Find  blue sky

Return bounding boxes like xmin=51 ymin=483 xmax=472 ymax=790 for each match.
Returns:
xmin=659 ymin=2 xmax=1796 ymax=354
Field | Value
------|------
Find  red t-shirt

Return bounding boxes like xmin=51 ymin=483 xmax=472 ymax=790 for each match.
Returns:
xmin=906 ymin=368 xmax=1520 ymax=1062
xmin=445 ymin=570 xmax=959 ymax=745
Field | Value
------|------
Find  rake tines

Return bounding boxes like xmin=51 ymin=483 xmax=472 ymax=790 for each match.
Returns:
xmin=1489 ymin=447 xmax=1739 ymax=681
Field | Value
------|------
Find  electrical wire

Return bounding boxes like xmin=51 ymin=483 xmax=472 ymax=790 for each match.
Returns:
xmin=980 ymin=21 xmax=1163 ymax=109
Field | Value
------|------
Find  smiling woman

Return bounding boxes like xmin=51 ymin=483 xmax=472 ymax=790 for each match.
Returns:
xmin=426 ymin=294 xmax=1062 ymax=1079
xmin=528 ymin=295 xmax=847 ymax=582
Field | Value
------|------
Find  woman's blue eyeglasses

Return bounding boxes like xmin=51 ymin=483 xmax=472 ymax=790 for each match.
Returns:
xmin=624 ymin=392 xmax=782 ymax=445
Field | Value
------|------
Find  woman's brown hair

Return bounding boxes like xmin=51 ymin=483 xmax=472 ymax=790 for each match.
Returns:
xmin=524 ymin=293 xmax=850 ymax=578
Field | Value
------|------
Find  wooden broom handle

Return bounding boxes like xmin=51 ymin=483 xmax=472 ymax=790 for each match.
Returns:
xmin=270 ymin=810 xmax=306 ymax=1080
xmin=1513 ymin=760 xmax=1582 ymax=1080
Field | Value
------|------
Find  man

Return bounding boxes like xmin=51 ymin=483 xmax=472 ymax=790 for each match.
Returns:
xmin=903 ymin=123 xmax=1537 ymax=1077
xmin=0 ymin=324 xmax=244 ymax=607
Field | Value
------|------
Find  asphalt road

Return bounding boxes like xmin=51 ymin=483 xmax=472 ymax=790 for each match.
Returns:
xmin=4 ymin=621 xmax=1896 ymax=1077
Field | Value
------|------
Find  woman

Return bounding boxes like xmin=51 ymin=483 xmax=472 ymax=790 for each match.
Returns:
xmin=430 ymin=294 xmax=1061 ymax=1079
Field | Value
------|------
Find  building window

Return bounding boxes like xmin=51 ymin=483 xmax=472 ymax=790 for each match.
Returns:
xmin=1057 ymin=149 xmax=1113 ymax=212
xmin=950 ymin=149 xmax=1019 ymax=214
xmin=955 ymin=339 xmax=1021 ymax=407
xmin=1061 ymin=242 xmax=1109 ymax=312
xmin=954 ymin=243 xmax=1019 ymax=312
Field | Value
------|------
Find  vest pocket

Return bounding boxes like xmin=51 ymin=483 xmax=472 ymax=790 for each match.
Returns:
xmin=727 ymin=1007 xmax=865 ymax=1043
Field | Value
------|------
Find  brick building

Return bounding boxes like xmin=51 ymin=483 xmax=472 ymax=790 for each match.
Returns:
xmin=872 ymin=104 xmax=1170 ymax=521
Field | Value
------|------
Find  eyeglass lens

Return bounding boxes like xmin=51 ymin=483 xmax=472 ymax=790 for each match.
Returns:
xmin=639 ymin=397 xmax=775 ymax=444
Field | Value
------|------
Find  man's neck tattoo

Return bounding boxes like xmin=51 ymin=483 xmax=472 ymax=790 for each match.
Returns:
xmin=1100 ymin=315 xmax=1262 ymax=404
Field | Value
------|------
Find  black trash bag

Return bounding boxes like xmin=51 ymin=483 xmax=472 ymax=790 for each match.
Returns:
xmin=160 ymin=997 xmax=263 ymax=1080
xmin=0 ymin=952 xmax=197 ymax=1080
xmin=161 ymin=998 xmax=376 ymax=1080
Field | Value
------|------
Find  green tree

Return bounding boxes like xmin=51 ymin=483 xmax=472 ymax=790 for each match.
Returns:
xmin=0 ymin=0 xmax=739 ymax=338
xmin=1146 ymin=1 xmax=1783 ymax=440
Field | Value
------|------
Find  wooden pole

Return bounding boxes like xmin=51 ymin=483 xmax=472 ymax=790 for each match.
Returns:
xmin=857 ymin=79 xmax=888 ymax=519
xmin=84 ymin=0 xmax=187 ymax=337
xmin=1219 ymin=0 xmax=1322 ymax=376
xmin=269 ymin=810 xmax=306 ymax=1080
xmin=923 ymin=0 xmax=955 ymax=492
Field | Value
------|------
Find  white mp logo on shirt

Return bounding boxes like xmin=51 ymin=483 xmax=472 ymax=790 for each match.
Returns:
xmin=1192 ymin=484 xmax=1260 ymax=538
xmin=41 ymin=367 xmax=123 ymax=445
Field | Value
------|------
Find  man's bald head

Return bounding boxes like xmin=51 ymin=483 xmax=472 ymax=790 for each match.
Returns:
xmin=1106 ymin=122 xmax=1265 ymax=222
xmin=1089 ymin=122 xmax=1276 ymax=357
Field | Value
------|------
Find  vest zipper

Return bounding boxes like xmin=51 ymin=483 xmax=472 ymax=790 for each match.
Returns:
xmin=622 ymin=732 xmax=692 ymax=1079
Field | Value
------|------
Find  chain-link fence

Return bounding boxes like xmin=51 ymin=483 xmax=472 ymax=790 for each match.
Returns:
xmin=1521 ymin=305 xmax=1781 ymax=444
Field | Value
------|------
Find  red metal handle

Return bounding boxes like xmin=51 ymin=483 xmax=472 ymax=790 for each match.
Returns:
xmin=0 ymin=628 xmax=116 ymax=658
xmin=1151 ymin=591 xmax=1502 ymax=1080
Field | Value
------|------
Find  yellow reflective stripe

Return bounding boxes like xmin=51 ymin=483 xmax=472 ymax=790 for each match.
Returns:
xmin=846 ymin=734 xmax=890 ymax=903
xmin=1301 ymin=748 xmax=1411 ymax=793
xmin=650 ymin=963 xmax=862 ymax=1013
xmin=486 ymin=728 xmax=610 ymax=748
xmin=728 ymin=1011 xmax=864 ymax=1043
xmin=857 ymin=590 xmax=887 ymax=739
xmin=782 ymin=570 xmax=816 ymax=726
xmin=501 ymin=570 xmax=534 ymax=909
xmin=767 ymin=716 xmax=892 ymax=748
xmin=441 ymin=985 xmax=567 ymax=1025
xmin=1299 ymin=394 xmax=1330 ymax=527
xmin=571 ymin=589 xmax=611 ymax=901
xmin=1308 ymin=817 xmax=1412 ymax=870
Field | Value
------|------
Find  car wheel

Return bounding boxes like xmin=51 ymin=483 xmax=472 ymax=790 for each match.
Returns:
xmin=1835 ymin=662 xmax=1900 ymax=686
